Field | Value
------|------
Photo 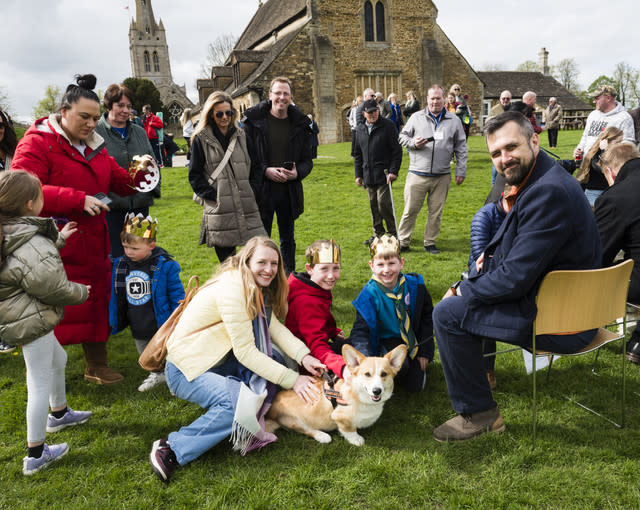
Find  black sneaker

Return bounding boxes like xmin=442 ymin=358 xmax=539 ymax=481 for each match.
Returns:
xmin=150 ymin=438 xmax=178 ymax=483
xmin=363 ymin=236 xmax=376 ymax=246
xmin=424 ymin=244 xmax=441 ymax=254
xmin=399 ymin=245 xmax=410 ymax=253
xmin=0 ymin=340 xmax=16 ymax=353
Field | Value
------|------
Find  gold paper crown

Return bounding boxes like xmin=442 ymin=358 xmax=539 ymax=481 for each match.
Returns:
xmin=306 ymin=239 xmax=341 ymax=265
xmin=369 ymin=234 xmax=400 ymax=258
xmin=122 ymin=212 xmax=158 ymax=240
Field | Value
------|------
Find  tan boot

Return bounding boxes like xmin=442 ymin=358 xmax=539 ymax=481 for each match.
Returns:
xmin=433 ymin=407 xmax=505 ymax=442
xmin=83 ymin=343 xmax=124 ymax=385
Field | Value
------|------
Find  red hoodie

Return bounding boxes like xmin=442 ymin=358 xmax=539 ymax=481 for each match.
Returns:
xmin=285 ymin=273 xmax=345 ymax=377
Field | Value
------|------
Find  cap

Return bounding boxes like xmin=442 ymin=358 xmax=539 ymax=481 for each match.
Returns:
xmin=589 ymin=85 xmax=617 ymax=98
xmin=131 ymin=109 xmax=138 ymax=115
xmin=362 ymin=99 xmax=379 ymax=113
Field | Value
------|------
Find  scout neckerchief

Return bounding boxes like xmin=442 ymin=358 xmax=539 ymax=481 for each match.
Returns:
xmin=372 ymin=275 xmax=418 ymax=359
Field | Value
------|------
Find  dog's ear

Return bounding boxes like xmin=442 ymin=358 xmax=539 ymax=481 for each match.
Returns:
xmin=342 ymin=344 xmax=365 ymax=370
xmin=385 ymin=345 xmax=407 ymax=374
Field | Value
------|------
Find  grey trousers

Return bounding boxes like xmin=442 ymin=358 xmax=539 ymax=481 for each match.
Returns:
xmin=367 ymin=183 xmax=397 ymax=237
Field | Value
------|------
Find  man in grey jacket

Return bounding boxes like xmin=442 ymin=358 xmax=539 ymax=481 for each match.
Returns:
xmin=397 ymin=84 xmax=468 ymax=254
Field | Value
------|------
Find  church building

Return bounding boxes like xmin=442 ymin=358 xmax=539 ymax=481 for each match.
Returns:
xmin=197 ymin=0 xmax=482 ymax=144
xmin=128 ymin=0 xmax=193 ymax=123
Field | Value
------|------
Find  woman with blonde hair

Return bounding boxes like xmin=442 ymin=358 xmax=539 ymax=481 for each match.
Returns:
xmin=403 ymin=90 xmax=420 ymax=119
xmin=189 ymin=91 xmax=265 ymax=263
xmin=576 ymin=126 xmax=624 ymax=205
xmin=149 ymin=236 xmax=324 ymax=483
xmin=387 ymin=93 xmax=403 ymax=132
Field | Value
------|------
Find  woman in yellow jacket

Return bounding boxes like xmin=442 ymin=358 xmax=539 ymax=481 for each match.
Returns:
xmin=149 ymin=236 xmax=324 ymax=483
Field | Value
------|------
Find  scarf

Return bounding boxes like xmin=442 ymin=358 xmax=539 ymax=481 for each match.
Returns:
xmin=371 ymin=275 xmax=418 ymax=359
xmin=227 ymin=305 xmax=278 ymax=455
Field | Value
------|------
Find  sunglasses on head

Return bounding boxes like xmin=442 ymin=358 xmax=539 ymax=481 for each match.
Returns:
xmin=215 ymin=110 xmax=233 ymax=119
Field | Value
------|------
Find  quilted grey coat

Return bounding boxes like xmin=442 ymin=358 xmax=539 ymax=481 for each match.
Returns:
xmin=0 ymin=216 xmax=87 ymax=345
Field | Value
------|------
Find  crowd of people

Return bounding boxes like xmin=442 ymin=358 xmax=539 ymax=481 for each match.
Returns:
xmin=1 ymin=72 xmax=640 ymax=481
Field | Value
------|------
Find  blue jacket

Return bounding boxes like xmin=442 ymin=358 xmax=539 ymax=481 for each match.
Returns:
xmin=468 ymin=201 xmax=506 ymax=269
xmin=350 ymin=272 xmax=434 ymax=360
xmin=458 ymin=151 xmax=601 ymax=341
xmin=109 ymin=248 xmax=185 ymax=335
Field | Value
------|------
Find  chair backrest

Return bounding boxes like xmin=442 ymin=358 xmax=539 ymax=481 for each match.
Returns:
xmin=535 ymin=259 xmax=633 ymax=335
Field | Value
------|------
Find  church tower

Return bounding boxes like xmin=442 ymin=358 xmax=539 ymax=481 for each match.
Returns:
xmin=129 ymin=0 xmax=173 ymax=85
xmin=128 ymin=0 xmax=193 ymax=123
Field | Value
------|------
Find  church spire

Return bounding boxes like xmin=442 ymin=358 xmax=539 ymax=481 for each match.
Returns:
xmin=135 ymin=0 xmax=158 ymax=36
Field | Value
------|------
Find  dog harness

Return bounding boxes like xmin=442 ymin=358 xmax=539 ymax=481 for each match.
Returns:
xmin=322 ymin=371 xmax=348 ymax=408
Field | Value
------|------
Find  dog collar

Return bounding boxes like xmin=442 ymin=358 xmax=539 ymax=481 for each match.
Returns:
xmin=322 ymin=371 xmax=348 ymax=408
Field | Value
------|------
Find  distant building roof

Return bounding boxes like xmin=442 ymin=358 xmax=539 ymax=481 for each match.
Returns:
xmin=234 ymin=0 xmax=307 ymax=51
xmin=478 ymin=71 xmax=592 ymax=111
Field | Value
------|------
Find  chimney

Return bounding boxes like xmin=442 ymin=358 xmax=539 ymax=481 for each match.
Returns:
xmin=537 ymin=47 xmax=549 ymax=75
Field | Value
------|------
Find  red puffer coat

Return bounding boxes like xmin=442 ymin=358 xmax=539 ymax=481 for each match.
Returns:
xmin=11 ymin=115 xmax=137 ymax=345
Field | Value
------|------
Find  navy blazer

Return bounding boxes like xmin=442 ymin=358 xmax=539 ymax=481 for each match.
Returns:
xmin=458 ymin=151 xmax=601 ymax=340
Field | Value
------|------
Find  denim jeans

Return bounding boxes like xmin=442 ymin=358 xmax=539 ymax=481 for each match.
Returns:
xmin=260 ymin=186 xmax=296 ymax=273
xmin=584 ymin=188 xmax=604 ymax=207
xmin=433 ymin=296 xmax=595 ymax=415
xmin=165 ymin=358 xmax=238 ymax=466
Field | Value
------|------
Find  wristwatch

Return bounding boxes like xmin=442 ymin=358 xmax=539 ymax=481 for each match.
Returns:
xmin=450 ymin=281 xmax=462 ymax=296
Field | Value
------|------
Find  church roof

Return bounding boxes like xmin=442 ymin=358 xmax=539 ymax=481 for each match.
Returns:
xmin=478 ymin=71 xmax=591 ymax=111
xmin=234 ymin=0 xmax=308 ymax=50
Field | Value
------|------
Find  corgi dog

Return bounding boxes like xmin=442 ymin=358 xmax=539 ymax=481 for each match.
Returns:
xmin=265 ymin=344 xmax=407 ymax=446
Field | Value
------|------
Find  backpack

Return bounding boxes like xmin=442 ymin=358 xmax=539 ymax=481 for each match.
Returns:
xmin=138 ymin=275 xmax=219 ymax=372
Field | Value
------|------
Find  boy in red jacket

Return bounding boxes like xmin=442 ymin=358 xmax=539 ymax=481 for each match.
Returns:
xmin=285 ymin=239 xmax=348 ymax=378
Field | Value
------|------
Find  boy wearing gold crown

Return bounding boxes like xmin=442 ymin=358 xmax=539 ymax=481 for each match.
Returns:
xmin=349 ymin=235 xmax=434 ymax=391
xmin=285 ymin=240 xmax=348 ymax=378
xmin=109 ymin=213 xmax=185 ymax=391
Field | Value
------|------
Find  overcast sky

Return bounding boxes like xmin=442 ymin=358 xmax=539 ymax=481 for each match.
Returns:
xmin=2 ymin=0 xmax=638 ymax=122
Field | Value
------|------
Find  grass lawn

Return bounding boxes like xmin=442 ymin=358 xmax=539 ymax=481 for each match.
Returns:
xmin=1 ymin=130 xmax=640 ymax=509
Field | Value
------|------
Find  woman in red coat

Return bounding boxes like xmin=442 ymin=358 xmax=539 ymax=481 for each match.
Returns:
xmin=12 ymin=74 xmax=150 ymax=385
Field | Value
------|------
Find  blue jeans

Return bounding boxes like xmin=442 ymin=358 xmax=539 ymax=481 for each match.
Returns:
xmin=433 ymin=296 xmax=596 ymax=415
xmin=165 ymin=359 xmax=237 ymax=466
xmin=260 ymin=186 xmax=296 ymax=273
xmin=584 ymin=188 xmax=604 ymax=206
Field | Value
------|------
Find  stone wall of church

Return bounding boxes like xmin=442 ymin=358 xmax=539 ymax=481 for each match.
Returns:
xmin=226 ymin=0 xmax=483 ymax=144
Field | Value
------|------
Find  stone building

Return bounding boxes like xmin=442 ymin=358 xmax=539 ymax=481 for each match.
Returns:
xmin=128 ymin=0 xmax=193 ymax=123
xmin=197 ymin=0 xmax=482 ymax=144
xmin=480 ymin=49 xmax=592 ymax=128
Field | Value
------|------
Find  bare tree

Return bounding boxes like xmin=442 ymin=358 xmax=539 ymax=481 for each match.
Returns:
xmin=611 ymin=61 xmax=639 ymax=107
xmin=199 ymin=34 xmax=238 ymax=78
xmin=0 ymin=86 xmax=11 ymax=113
xmin=554 ymin=58 xmax=580 ymax=93
xmin=516 ymin=60 xmax=537 ymax=72
xmin=480 ymin=63 xmax=507 ymax=71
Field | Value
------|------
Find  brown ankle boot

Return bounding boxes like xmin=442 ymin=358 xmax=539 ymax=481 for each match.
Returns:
xmin=83 ymin=343 xmax=124 ymax=385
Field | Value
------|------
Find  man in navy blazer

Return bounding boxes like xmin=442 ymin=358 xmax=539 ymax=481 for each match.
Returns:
xmin=432 ymin=111 xmax=602 ymax=442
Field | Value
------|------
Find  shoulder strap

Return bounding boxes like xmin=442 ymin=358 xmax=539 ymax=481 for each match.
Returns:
xmin=203 ymin=133 xmax=238 ymax=186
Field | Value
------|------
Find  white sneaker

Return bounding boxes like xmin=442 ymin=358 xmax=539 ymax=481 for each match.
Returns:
xmin=138 ymin=372 xmax=166 ymax=392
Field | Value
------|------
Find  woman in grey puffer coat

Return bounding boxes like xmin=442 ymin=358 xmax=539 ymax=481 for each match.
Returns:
xmin=0 ymin=170 xmax=91 ymax=475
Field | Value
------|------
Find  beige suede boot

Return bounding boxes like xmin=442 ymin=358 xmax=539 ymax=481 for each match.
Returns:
xmin=83 ymin=343 xmax=124 ymax=385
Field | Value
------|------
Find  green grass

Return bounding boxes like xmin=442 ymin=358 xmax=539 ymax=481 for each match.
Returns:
xmin=2 ymin=130 xmax=640 ymax=509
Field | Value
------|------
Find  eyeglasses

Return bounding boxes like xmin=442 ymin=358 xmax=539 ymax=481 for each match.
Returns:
xmin=214 ymin=110 xmax=233 ymax=119
xmin=115 ymin=102 xmax=133 ymax=110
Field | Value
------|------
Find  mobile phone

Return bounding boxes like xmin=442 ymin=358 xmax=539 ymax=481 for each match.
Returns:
xmin=94 ymin=192 xmax=112 ymax=206
xmin=283 ymin=161 xmax=294 ymax=170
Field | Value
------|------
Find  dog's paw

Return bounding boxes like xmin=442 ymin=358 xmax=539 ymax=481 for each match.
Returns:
xmin=342 ymin=431 xmax=365 ymax=446
xmin=313 ymin=431 xmax=332 ymax=443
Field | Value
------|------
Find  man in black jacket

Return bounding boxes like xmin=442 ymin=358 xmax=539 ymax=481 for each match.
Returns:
xmin=354 ymin=99 xmax=403 ymax=244
xmin=594 ymin=142 xmax=640 ymax=363
xmin=242 ymin=76 xmax=312 ymax=273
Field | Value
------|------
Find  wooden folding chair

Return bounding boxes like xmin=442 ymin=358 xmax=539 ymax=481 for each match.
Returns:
xmin=531 ymin=259 xmax=633 ymax=446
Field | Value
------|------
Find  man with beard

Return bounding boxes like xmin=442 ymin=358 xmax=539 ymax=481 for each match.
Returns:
xmin=431 ymin=111 xmax=601 ymax=442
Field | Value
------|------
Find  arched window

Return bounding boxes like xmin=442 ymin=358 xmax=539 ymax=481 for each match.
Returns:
xmin=143 ymin=51 xmax=151 ymax=72
xmin=375 ymin=1 xmax=385 ymax=41
xmin=364 ymin=1 xmax=374 ymax=42
xmin=153 ymin=52 xmax=160 ymax=72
